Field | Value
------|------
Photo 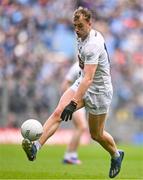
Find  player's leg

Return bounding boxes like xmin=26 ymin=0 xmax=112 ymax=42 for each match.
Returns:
xmin=63 ymin=108 xmax=87 ymax=164
xmin=39 ymin=89 xmax=84 ymax=146
xmin=22 ymin=88 xmax=75 ymax=161
xmin=22 ymin=88 xmax=84 ymax=161
xmin=88 ymin=113 xmax=124 ymax=178
xmin=88 ymin=113 xmax=118 ymax=155
xmin=67 ymin=108 xmax=87 ymax=152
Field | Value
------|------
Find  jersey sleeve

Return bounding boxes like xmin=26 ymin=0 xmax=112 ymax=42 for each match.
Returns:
xmin=84 ymin=44 xmax=102 ymax=65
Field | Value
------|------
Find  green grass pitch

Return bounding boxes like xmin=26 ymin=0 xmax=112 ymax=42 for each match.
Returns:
xmin=0 ymin=144 xmax=143 ymax=179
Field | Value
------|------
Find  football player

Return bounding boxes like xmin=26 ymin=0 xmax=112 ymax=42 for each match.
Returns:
xmin=22 ymin=7 xmax=124 ymax=178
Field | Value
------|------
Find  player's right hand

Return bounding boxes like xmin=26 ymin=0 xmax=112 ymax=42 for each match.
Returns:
xmin=60 ymin=101 xmax=77 ymax=121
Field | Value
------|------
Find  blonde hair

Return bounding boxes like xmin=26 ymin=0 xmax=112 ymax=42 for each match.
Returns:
xmin=73 ymin=7 xmax=92 ymax=22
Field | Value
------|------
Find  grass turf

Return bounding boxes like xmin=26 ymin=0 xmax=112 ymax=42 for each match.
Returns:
xmin=0 ymin=144 xmax=143 ymax=179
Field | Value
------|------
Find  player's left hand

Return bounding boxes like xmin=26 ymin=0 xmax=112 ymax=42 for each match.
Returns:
xmin=61 ymin=101 xmax=77 ymax=121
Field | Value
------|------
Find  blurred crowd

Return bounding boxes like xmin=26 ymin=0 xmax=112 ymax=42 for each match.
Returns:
xmin=0 ymin=0 xmax=143 ymax=142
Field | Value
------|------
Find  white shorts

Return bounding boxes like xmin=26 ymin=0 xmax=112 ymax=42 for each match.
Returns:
xmin=83 ymin=91 xmax=113 ymax=115
xmin=70 ymin=79 xmax=113 ymax=115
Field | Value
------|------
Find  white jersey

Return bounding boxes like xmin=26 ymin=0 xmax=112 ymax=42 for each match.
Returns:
xmin=77 ymin=29 xmax=113 ymax=94
xmin=66 ymin=62 xmax=80 ymax=82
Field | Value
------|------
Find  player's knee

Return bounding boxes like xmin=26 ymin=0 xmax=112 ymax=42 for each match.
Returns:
xmin=78 ymin=126 xmax=86 ymax=135
xmin=90 ymin=133 xmax=104 ymax=142
xmin=81 ymin=125 xmax=87 ymax=133
xmin=52 ymin=108 xmax=62 ymax=119
xmin=76 ymin=123 xmax=87 ymax=134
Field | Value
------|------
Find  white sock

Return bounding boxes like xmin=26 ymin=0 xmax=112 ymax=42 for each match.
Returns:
xmin=112 ymin=150 xmax=120 ymax=159
xmin=64 ymin=152 xmax=78 ymax=159
xmin=70 ymin=152 xmax=78 ymax=159
xmin=34 ymin=141 xmax=41 ymax=151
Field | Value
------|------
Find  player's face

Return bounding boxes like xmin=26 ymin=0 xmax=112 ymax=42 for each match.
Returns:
xmin=73 ymin=16 xmax=91 ymax=40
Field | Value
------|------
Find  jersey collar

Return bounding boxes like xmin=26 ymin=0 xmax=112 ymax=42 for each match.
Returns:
xmin=77 ymin=29 xmax=95 ymax=44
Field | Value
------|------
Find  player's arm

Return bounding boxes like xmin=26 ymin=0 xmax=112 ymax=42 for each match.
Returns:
xmin=60 ymin=63 xmax=97 ymax=121
xmin=73 ymin=44 xmax=101 ymax=103
xmin=60 ymin=44 xmax=101 ymax=121
xmin=73 ymin=64 xmax=97 ymax=103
